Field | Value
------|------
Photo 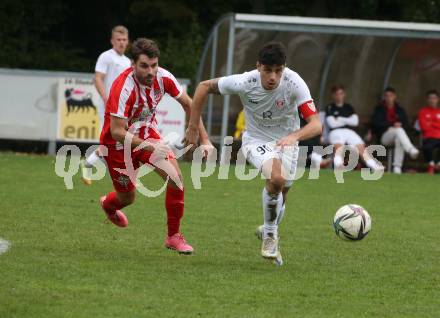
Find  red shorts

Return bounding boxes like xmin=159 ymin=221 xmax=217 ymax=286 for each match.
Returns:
xmin=104 ymin=146 xmax=175 ymax=193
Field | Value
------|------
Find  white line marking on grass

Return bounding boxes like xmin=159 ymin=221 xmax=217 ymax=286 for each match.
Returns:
xmin=0 ymin=238 xmax=11 ymax=255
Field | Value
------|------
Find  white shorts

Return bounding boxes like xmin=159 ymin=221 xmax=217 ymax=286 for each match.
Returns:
xmin=328 ymin=128 xmax=364 ymax=145
xmin=241 ymin=135 xmax=299 ymax=187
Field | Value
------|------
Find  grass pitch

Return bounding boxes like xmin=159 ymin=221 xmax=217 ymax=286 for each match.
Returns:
xmin=0 ymin=152 xmax=439 ymax=317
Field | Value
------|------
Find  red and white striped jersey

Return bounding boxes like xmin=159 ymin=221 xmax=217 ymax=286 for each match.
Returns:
xmin=100 ymin=66 xmax=183 ymax=147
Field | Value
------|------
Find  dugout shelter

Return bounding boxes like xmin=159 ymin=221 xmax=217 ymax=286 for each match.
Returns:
xmin=196 ymin=13 xmax=440 ymax=144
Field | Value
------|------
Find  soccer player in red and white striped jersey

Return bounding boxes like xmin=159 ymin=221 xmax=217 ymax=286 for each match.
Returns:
xmin=99 ymin=38 xmax=212 ymax=254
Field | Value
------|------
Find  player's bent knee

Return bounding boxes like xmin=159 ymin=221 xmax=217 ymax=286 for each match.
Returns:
xmin=269 ymin=174 xmax=285 ymax=191
xmin=396 ymin=127 xmax=406 ymax=135
xmin=284 ymin=179 xmax=294 ymax=188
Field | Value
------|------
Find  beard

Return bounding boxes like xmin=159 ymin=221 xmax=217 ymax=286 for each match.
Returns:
xmin=145 ymin=77 xmax=154 ymax=86
xmin=135 ymin=74 xmax=154 ymax=86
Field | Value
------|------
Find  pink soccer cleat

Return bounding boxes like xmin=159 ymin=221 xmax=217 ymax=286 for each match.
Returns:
xmin=165 ymin=233 xmax=194 ymax=254
xmin=99 ymin=196 xmax=128 ymax=227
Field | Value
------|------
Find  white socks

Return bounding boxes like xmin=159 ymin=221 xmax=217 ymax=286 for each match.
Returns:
xmin=335 ymin=155 xmax=383 ymax=170
xmin=262 ymin=187 xmax=282 ymax=239
xmin=334 ymin=155 xmax=344 ymax=167
xmin=365 ymin=158 xmax=381 ymax=170
xmin=277 ymin=204 xmax=285 ymax=225
xmin=85 ymin=152 xmax=102 ymax=168
xmin=310 ymin=151 xmax=323 ymax=168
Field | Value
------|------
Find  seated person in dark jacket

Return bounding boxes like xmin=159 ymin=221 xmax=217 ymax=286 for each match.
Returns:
xmin=371 ymin=87 xmax=419 ymax=174
xmin=325 ymin=85 xmax=382 ymax=171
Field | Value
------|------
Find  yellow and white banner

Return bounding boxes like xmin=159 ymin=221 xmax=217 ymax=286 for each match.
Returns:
xmin=57 ymin=77 xmax=187 ymax=144
xmin=57 ymin=78 xmax=101 ymax=142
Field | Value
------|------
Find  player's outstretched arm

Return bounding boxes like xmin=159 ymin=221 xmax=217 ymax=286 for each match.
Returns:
xmin=110 ymin=116 xmax=146 ymax=149
xmin=276 ymin=114 xmax=322 ymax=149
xmin=177 ymin=91 xmax=211 ymax=145
xmin=110 ymin=116 xmax=170 ymax=157
xmin=185 ymin=78 xmax=220 ymax=147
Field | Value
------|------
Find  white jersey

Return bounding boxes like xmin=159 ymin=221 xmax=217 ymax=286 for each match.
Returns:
xmin=95 ymin=49 xmax=131 ymax=98
xmin=218 ymin=67 xmax=315 ymax=142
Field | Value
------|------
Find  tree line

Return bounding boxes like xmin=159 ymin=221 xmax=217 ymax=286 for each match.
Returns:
xmin=0 ymin=0 xmax=439 ymax=81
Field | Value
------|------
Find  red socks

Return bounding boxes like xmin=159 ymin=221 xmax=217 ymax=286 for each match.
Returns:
xmin=103 ymin=191 xmax=124 ymax=212
xmin=103 ymin=188 xmax=184 ymax=237
xmin=165 ymin=186 xmax=184 ymax=237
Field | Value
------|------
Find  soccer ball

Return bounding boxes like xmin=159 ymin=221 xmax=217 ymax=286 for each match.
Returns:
xmin=333 ymin=204 xmax=371 ymax=241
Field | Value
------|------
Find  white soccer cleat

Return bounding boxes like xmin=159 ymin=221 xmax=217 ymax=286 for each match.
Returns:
xmin=261 ymin=235 xmax=279 ymax=259
xmin=392 ymin=166 xmax=402 ymax=174
xmin=80 ymin=159 xmax=92 ymax=185
xmin=257 ymin=226 xmax=283 ymax=265
xmin=373 ymin=164 xmax=385 ymax=172
xmin=273 ymin=250 xmax=283 ymax=266
xmin=409 ymin=147 xmax=419 ymax=159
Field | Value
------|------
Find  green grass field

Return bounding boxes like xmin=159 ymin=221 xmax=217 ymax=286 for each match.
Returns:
xmin=0 ymin=152 xmax=439 ymax=317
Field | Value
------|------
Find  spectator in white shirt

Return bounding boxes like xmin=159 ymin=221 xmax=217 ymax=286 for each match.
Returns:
xmin=81 ymin=25 xmax=131 ymax=185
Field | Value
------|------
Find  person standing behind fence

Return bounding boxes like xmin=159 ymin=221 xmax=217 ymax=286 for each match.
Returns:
xmin=418 ymin=89 xmax=440 ymax=175
xmin=371 ymin=87 xmax=419 ymax=174
xmin=81 ymin=25 xmax=131 ymax=185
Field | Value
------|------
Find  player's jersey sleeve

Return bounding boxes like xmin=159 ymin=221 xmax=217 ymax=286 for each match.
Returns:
xmin=293 ymin=73 xmax=316 ymax=120
xmin=293 ymin=73 xmax=313 ymax=106
xmin=218 ymin=73 xmax=247 ymax=95
xmin=95 ymin=52 xmax=110 ymax=74
xmin=162 ymin=70 xmax=183 ymax=99
xmin=107 ymin=75 xmax=135 ymax=119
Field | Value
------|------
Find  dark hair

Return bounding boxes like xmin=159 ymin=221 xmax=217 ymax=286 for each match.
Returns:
xmin=384 ymin=86 xmax=396 ymax=94
xmin=131 ymin=38 xmax=160 ymax=62
xmin=331 ymin=84 xmax=345 ymax=93
xmin=426 ymin=89 xmax=439 ymax=97
xmin=258 ymin=42 xmax=286 ymax=66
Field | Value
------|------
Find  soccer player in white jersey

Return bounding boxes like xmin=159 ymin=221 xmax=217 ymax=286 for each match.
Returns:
xmin=81 ymin=26 xmax=131 ymax=185
xmin=186 ymin=42 xmax=322 ymax=263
